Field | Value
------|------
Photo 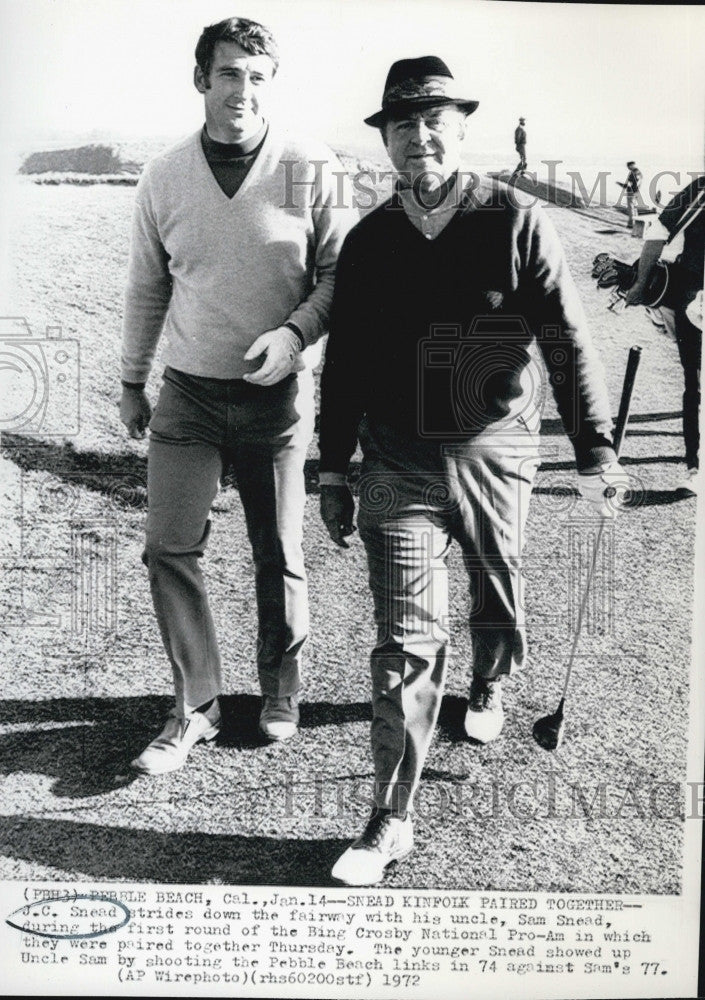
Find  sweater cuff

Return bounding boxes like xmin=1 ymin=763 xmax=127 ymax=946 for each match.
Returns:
xmin=284 ymin=322 xmax=306 ymax=351
xmin=319 ymin=471 xmax=347 ymax=486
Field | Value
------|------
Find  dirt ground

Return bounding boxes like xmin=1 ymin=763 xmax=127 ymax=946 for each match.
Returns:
xmin=0 ymin=169 xmax=698 ymax=892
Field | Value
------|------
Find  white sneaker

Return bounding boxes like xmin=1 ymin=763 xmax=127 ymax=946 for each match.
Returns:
xmin=675 ymin=468 xmax=700 ymax=497
xmin=464 ymin=676 xmax=504 ymax=743
xmin=331 ymin=811 xmax=414 ymax=886
xmin=131 ymin=702 xmax=221 ymax=775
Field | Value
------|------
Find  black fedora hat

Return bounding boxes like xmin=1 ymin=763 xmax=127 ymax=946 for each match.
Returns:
xmin=364 ymin=55 xmax=479 ymax=129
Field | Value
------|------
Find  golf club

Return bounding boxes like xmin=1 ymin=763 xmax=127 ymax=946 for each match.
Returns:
xmin=532 ymin=344 xmax=642 ymax=751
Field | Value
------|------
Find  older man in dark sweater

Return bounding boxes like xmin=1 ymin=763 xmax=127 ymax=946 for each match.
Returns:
xmin=318 ymin=57 xmax=624 ymax=885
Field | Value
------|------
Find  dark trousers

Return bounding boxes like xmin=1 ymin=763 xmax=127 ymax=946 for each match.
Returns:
xmin=356 ymin=418 xmax=540 ymax=814
xmin=675 ymin=311 xmax=701 ymax=469
xmin=143 ymin=366 xmax=314 ymax=716
xmin=662 ymin=307 xmax=701 ymax=468
xmin=514 ymin=144 xmax=527 ymax=174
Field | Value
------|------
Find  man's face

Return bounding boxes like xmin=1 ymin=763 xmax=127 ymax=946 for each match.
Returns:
xmin=194 ymin=41 xmax=275 ymax=143
xmin=383 ymin=106 xmax=467 ymax=191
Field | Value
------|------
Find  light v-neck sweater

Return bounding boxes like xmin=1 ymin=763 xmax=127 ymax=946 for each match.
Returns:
xmin=121 ymin=128 xmax=357 ymax=383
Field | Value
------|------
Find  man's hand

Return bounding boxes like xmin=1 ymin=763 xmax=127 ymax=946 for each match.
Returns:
xmin=577 ymin=461 xmax=629 ymax=518
xmin=120 ymin=386 xmax=152 ymax=440
xmin=320 ymin=484 xmax=356 ymax=548
xmin=625 ymin=238 xmax=667 ymax=307
xmin=243 ymin=327 xmax=305 ymax=386
xmin=624 ymin=283 xmax=646 ymax=307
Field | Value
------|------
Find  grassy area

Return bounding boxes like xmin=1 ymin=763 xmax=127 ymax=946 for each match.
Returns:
xmin=0 ymin=170 xmax=697 ymax=891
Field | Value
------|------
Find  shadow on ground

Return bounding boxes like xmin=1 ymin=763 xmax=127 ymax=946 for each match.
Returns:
xmin=0 ymin=695 xmax=373 ymax=799
xmin=0 ymin=434 xmax=360 ymax=499
xmin=531 ymin=485 xmax=690 ymax=508
xmin=1 ymin=419 xmax=690 ymax=504
xmin=0 ymin=814 xmax=347 ymax=885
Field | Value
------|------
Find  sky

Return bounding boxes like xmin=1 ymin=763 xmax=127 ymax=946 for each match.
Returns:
xmin=0 ymin=0 xmax=703 ymax=182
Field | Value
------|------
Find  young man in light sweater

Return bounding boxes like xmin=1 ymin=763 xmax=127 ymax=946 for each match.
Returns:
xmin=120 ymin=16 xmax=356 ymax=773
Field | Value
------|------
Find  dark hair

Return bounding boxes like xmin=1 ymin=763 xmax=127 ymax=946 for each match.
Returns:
xmin=195 ymin=17 xmax=279 ymax=79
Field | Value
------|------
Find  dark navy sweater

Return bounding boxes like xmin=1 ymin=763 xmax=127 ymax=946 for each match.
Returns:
xmin=319 ymin=180 xmax=616 ymax=474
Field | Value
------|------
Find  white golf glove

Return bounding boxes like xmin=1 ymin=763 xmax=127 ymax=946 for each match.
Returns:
xmin=243 ymin=326 xmax=305 ymax=386
xmin=577 ymin=461 xmax=629 ymax=518
xmin=686 ymin=290 xmax=703 ymax=331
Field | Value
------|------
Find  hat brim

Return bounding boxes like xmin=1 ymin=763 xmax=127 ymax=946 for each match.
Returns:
xmin=364 ymin=96 xmax=479 ymax=129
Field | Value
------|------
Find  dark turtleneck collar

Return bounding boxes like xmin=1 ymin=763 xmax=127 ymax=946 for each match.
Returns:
xmin=201 ymin=121 xmax=268 ymax=159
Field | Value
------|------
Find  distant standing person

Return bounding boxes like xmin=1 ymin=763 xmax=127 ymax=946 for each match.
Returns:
xmin=617 ymin=161 xmax=642 ymax=229
xmin=512 ymin=117 xmax=527 ymax=176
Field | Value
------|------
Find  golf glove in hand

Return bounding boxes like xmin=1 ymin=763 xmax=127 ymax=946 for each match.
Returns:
xmin=243 ymin=326 xmax=305 ymax=386
xmin=320 ymin=484 xmax=356 ymax=548
xmin=686 ymin=289 xmax=703 ymax=331
xmin=577 ymin=461 xmax=629 ymax=518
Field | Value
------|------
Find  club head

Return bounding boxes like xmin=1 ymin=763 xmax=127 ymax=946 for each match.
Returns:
xmin=532 ymin=700 xmax=565 ymax=751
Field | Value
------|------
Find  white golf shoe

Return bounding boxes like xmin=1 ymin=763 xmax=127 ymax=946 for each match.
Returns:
xmin=331 ymin=811 xmax=414 ymax=886
xmin=464 ymin=676 xmax=504 ymax=743
xmin=131 ymin=702 xmax=221 ymax=775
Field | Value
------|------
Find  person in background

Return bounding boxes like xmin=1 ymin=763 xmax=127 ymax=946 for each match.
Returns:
xmin=617 ymin=161 xmax=643 ymax=229
xmin=626 ymin=174 xmax=704 ymax=496
xmin=512 ymin=116 xmax=527 ymax=177
xmin=119 ymin=16 xmax=356 ymax=773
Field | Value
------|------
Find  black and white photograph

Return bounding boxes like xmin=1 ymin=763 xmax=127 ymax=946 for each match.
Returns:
xmin=0 ymin=1 xmax=704 ymax=996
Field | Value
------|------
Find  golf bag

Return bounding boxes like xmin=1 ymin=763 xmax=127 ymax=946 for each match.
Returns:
xmin=591 ymin=253 xmax=700 ymax=312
